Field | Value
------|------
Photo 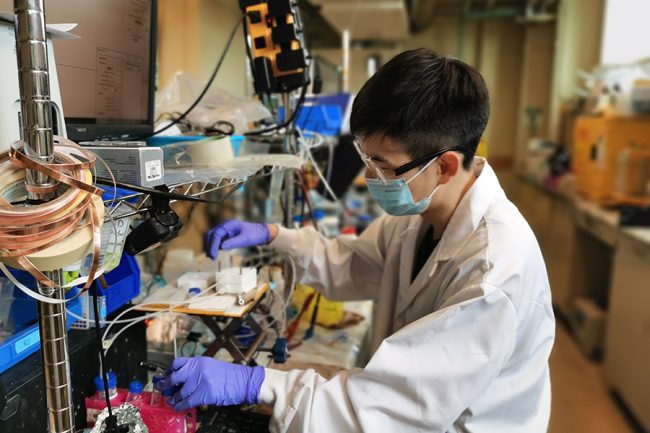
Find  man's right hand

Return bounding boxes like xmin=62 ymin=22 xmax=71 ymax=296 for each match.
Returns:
xmin=204 ymin=220 xmax=279 ymax=260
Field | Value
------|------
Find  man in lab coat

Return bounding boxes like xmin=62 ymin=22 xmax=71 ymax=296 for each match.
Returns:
xmin=156 ymin=48 xmax=556 ymax=432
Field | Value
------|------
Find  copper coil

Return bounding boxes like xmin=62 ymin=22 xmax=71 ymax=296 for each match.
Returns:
xmin=0 ymin=136 xmax=105 ymax=289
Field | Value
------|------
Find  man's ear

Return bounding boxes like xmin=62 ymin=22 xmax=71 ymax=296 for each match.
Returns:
xmin=437 ymin=152 xmax=462 ymax=185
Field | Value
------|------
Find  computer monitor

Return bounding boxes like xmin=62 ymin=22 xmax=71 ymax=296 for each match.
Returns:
xmin=0 ymin=0 xmax=157 ymax=142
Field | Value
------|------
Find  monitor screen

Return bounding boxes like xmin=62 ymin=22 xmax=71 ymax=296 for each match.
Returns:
xmin=0 ymin=0 xmax=157 ymax=141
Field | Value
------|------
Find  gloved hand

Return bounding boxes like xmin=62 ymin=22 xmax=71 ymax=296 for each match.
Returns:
xmin=205 ymin=220 xmax=270 ymax=260
xmin=156 ymin=357 xmax=265 ymax=411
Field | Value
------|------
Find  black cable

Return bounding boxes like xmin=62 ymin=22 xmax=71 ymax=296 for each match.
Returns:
xmin=134 ymin=15 xmax=244 ymax=141
xmin=242 ymin=11 xmax=256 ymax=75
xmin=204 ymin=120 xmax=236 ymax=136
xmin=140 ymin=360 xmax=169 ymax=372
xmin=92 ymin=283 xmax=114 ymax=418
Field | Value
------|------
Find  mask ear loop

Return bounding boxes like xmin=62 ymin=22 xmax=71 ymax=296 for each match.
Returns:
xmin=405 ymin=156 xmax=439 ymax=185
xmin=424 ymin=184 xmax=441 ymax=201
xmin=406 ymin=156 xmax=442 ymax=205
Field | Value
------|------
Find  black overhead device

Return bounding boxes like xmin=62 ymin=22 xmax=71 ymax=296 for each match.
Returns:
xmin=240 ymin=0 xmax=309 ymax=94
xmin=124 ymin=186 xmax=183 ymax=256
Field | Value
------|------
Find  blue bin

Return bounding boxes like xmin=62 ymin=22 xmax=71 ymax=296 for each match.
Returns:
xmin=96 ymin=254 xmax=140 ymax=315
xmin=0 ymin=273 xmax=82 ymax=373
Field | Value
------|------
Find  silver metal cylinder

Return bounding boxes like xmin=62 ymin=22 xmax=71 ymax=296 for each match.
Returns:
xmin=14 ymin=0 xmax=56 ymax=200
xmin=37 ymin=271 xmax=75 ymax=433
xmin=282 ymin=93 xmax=295 ymax=227
xmin=13 ymin=1 xmax=75 ymax=432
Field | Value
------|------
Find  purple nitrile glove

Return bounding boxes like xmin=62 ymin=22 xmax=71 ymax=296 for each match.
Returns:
xmin=155 ymin=357 xmax=265 ymax=412
xmin=204 ymin=220 xmax=271 ymax=260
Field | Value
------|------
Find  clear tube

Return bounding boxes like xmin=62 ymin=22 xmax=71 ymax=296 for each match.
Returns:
xmin=102 ymin=284 xmax=231 ymax=351
xmin=296 ymin=128 xmax=341 ymax=204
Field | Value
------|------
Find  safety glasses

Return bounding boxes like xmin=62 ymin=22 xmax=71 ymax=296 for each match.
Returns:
xmin=353 ymin=139 xmax=469 ymax=183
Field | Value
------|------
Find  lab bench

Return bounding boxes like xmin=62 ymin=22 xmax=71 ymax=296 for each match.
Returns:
xmin=137 ymin=284 xmax=271 ymax=366
xmin=270 ymin=300 xmax=373 ymax=372
xmin=514 ymin=173 xmax=650 ymax=431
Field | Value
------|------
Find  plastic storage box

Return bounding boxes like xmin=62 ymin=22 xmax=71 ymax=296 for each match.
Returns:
xmin=71 ymin=253 xmax=140 ymax=330
xmin=0 ymin=271 xmax=82 ymax=373
xmin=85 ymin=388 xmax=197 ymax=433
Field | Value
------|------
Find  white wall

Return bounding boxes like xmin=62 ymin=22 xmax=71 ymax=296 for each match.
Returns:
xmin=476 ymin=19 xmax=525 ymax=164
xmin=601 ymin=0 xmax=650 ymax=64
xmin=318 ymin=17 xmax=525 ymax=164
xmin=157 ymin=0 xmax=247 ymax=96
xmin=200 ymin=0 xmax=247 ymax=96
xmin=549 ymin=0 xmax=605 ymax=140
xmin=515 ymin=23 xmax=556 ymax=169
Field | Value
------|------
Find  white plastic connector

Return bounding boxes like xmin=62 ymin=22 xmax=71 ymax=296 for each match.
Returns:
xmin=215 ymin=267 xmax=257 ymax=294
xmin=177 ymin=271 xmax=215 ymax=292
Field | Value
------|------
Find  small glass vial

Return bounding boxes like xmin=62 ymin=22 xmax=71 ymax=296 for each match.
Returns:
xmin=87 ymin=372 xmax=119 ymax=426
xmin=151 ymin=376 xmax=167 ymax=405
xmin=93 ymin=372 xmax=118 ymax=401
xmin=126 ymin=380 xmax=145 ymax=405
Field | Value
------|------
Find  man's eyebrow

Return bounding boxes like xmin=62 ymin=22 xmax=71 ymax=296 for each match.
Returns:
xmin=369 ymin=155 xmax=388 ymax=163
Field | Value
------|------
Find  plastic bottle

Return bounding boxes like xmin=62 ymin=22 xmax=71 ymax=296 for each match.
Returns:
xmin=87 ymin=372 xmax=119 ymax=427
xmin=126 ymin=380 xmax=145 ymax=405
xmin=93 ymin=372 xmax=118 ymax=401
xmin=151 ymin=376 xmax=164 ymax=405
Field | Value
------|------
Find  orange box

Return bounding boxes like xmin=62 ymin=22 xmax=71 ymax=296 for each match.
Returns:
xmin=573 ymin=116 xmax=650 ymax=205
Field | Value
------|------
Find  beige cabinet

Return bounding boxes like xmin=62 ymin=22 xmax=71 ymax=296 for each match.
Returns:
xmin=605 ymin=234 xmax=650 ymax=431
xmin=509 ymin=177 xmax=577 ymax=315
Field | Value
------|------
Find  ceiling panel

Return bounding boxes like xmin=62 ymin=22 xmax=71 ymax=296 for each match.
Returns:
xmin=311 ymin=0 xmax=410 ymax=41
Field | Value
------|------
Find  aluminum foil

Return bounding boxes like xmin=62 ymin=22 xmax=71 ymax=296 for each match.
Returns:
xmin=90 ymin=403 xmax=149 ymax=433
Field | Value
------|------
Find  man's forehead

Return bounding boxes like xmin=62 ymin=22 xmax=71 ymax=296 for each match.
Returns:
xmin=358 ymin=134 xmax=408 ymax=159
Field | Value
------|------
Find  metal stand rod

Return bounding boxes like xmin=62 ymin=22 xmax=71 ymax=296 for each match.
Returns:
xmin=13 ymin=1 xmax=75 ymax=432
xmin=281 ymin=93 xmax=297 ymax=300
xmin=282 ymin=92 xmax=295 ymax=228
xmin=38 ymin=271 xmax=75 ymax=433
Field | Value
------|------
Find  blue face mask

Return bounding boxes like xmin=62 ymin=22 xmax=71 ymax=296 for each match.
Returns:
xmin=366 ymin=158 xmax=440 ymax=216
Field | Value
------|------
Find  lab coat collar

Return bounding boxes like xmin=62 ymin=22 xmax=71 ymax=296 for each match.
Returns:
xmin=431 ymin=158 xmax=501 ymax=265
xmin=393 ymin=159 xmax=501 ymax=321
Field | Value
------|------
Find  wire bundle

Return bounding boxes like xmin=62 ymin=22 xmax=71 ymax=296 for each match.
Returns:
xmin=0 ymin=135 xmax=105 ymax=290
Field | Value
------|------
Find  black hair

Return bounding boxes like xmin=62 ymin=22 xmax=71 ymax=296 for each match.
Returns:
xmin=350 ymin=48 xmax=490 ymax=170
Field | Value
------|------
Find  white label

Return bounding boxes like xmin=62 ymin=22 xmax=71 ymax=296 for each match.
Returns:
xmin=1 ymin=180 xmax=26 ymax=203
xmin=145 ymin=159 xmax=162 ymax=181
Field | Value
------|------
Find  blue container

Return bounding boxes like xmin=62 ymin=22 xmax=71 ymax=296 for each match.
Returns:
xmin=95 ymin=253 xmax=140 ymax=315
xmin=0 ymin=276 xmax=82 ymax=374
xmin=279 ymin=105 xmax=342 ymax=136
xmin=101 ymin=185 xmax=141 ymax=206
xmin=146 ymin=135 xmax=206 ymax=147
xmin=279 ymin=93 xmax=352 ymax=136
xmin=230 ymin=135 xmax=244 ymax=156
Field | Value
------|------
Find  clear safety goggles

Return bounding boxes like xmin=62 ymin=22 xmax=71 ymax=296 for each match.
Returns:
xmin=353 ymin=139 xmax=468 ymax=184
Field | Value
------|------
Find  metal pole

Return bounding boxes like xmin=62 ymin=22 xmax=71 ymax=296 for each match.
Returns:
xmin=341 ymin=29 xmax=350 ymax=93
xmin=282 ymin=92 xmax=295 ymax=228
xmin=14 ymin=0 xmax=56 ymax=199
xmin=37 ymin=272 xmax=75 ymax=433
xmin=13 ymin=1 xmax=75 ymax=432
xmin=282 ymin=93 xmax=296 ymax=302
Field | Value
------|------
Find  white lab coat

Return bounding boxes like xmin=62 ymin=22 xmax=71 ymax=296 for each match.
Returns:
xmin=260 ymin=159 xmax=555 ymax=433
